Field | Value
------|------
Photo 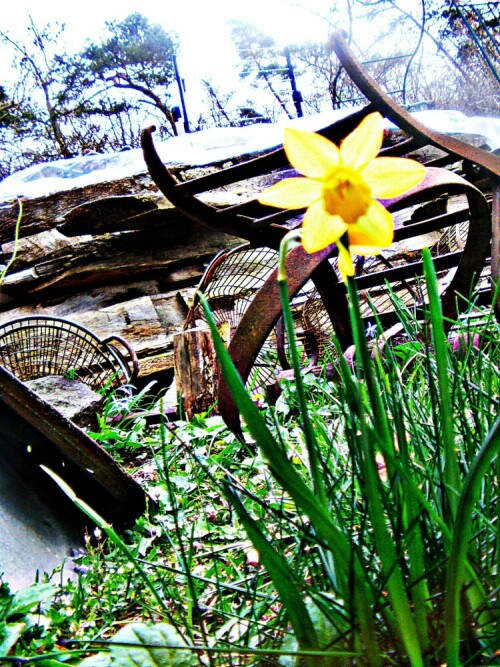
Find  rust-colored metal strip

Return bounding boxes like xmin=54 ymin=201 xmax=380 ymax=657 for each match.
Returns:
xmin=218 ymin=244 xmax=347 ymax=433
xmin=141 ymin=126 xmax=219 ymax=230
xmin=388 ymin=167 xmax=492 ymax=317
xmin=385 ymin=167 xmax=491 ymax=319
xmin=0 ymin=365 xmax=147 ymax=525
xmin=330 ymin=31 xmax=500 ymax=178
xmin=492 ymin=177 xmax=500 ymax=319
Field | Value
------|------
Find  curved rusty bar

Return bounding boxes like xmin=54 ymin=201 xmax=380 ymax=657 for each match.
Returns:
xmin=102 ymin=334 xmax=140 ymax=381
xmin=141 ymin=126 xmax=293 ymax=245
xmin=141 ymin=126 xmax=219 ymax=229
xmin=384 ymin=167 xmax=491 ymax=320
xmin=329 ymin=31 xmax=500 ymax=178
xmin=218 ymin=244 xmax=347 ymax=434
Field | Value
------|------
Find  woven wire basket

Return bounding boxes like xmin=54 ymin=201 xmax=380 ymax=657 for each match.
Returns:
xmin=186 ymin=244 xmax=316 ymax=388
xmin=0 ymin=316 xmax=138 ymax=393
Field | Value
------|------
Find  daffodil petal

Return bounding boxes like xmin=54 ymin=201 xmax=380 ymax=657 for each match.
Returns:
xmin=301 ymin=200 xmax=346 ymax=253
xmin=337 ymin=241 xmax=354 ymax=281
xmin=350 ymin=245 xmax=383 ymax=257
xmin=339 ymin=112 xmax=384 ymax=171
xmin=349 ymin=200 xmax=394 ymax=248
xmin=361 ymin=157 xmax=426 ymax=198
xmin=258 ymin=177 xmax=322 ymax=209
xmin=284 ymin=128 xmax=340 ymax=179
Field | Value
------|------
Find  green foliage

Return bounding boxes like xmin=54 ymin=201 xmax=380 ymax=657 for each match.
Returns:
xmin=3 ymin=250 xmax=498 ymax=665
xmin=79 ymin=622 xmax=197 ymax=667
xmin=0 ymin=12 xmax=179 ymax=176
xmin=84 ymin=13 xmax=178 ymax=89
xmin=0 ymin=86 xmax=22 ymax=131
xmin=230 ymin=21 xmax=276 ymax=60
xmin=90 ymin=381 xmax=165 ymax=459
xmin=0 ymin=581 xmax=57 ymax=657
xmin=199 ymin=246 xmax=499 ymax=665
xmin=82 ymin=11 xmax=178 ymax=128
xmin=229 ymin=20 xmax=294 ymax=119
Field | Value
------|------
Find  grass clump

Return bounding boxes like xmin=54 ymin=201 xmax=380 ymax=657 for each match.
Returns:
xmin=2 ymin=252 xmax=499 ymax=666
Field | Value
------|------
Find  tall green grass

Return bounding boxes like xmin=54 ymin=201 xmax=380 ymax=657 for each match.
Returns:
xmin=7 ymin=252 xmax=498 ymax=666
xmin=197 ymin=247 xmax=499 ymax=666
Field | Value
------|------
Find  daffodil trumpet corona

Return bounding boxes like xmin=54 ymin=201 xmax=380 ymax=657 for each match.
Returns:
xmin=258 ymin=112 xmax=426 ymax=281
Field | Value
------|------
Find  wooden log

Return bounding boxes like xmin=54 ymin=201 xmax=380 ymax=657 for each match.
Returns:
xmin=0 ymin=174 xmax=164 ymax=239
xmin=0 ymin=165 xmax=242 ymax=241
xmin=173 ymin=323 xmax=230 ymax=419
xmin=0 ymin=168 xmax=245 ymax=383
xmin=174 ymin=326 xmax=218 ymax=419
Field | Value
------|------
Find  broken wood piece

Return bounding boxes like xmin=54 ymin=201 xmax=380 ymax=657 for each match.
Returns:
xmin=173 ymin=322 xmax=230 ymax=419
xmin=174 ymin=325 xmax=218 ymax=419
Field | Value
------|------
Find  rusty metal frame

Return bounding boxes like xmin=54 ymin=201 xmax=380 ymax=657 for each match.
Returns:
xmin=142 ymin=36 xmax=499 ymax=432
xmin=217 ymin=169 xmax=490 ymax=432
xmin=329 ymin=30 xmax=500 ymax=318
xmin=329 ymin=32 xmax=500 ymax=178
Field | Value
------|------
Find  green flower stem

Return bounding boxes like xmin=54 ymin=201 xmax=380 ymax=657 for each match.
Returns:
xmin=67 ymin=638 xmax=360 ymax=661
xmin=343 ymin=270 xmax=461 ymax=546
xmin=444 ymin=415 xmax=500 ymax=666
xmin=422 ymin=248 xmax=460 ymax=524
xmin=346 ymin=276 xmax=424 ymax=667
xmin=0 ymin=199 xmax=22 ymax=285
xmin=278 ymin=230 xmax=328 ymax=508
xmin=388 ymin=371 xmax=431 ymax=654
xmin=199 ymin=291 xmax=380 ymax=660
xmin=346 ymin=275 xmax=392 ymax=449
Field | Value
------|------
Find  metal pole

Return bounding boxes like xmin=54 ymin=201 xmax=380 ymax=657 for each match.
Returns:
xmin=173 ymin=55 xmax=191 ymax=133
xmin=284 ymin=48 xmax=303 ymax=117
xmin=471 ymin=3 xmax=500 ymax=59
xmin=451 ymin=1 xmax=500 ymax=85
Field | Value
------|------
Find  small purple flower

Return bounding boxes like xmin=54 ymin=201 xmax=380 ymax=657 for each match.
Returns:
xmin=366 ymin=321 xmax=377 ymax=338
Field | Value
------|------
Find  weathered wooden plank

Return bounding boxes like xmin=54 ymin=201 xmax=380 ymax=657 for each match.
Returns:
xmin=57 ymin=195 xmax=159 ymax=235
xmin=1 ymin=217 xmax=239 ymax=295
xmin=174 ymin=326 xmax=219 ymax=418
xmin=0 ymin=166 xmax=247 ymax=383
xmin=0 ymin=174 xmax=158 ymax=240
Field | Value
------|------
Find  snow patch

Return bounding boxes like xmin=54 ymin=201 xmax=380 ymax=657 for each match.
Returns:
xmin=1 ymin=108 xmax=498 ymax=202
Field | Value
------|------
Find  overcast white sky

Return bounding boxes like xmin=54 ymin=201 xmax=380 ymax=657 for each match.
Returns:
xmin=2 ymin=0 xmax=336 ymax=81
xmin=1 ymin=0 xmax=343 ymax=121
xmin=2 ymin=1 xmax=441 ymax=131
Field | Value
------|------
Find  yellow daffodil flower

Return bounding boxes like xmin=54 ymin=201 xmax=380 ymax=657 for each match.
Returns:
xmin=258 ymin=112 xmax=426 ymax=280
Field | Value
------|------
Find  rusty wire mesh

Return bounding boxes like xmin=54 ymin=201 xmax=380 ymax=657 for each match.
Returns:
xmin=186 ymin=244 xmax=316 ymax=388
xmin=0 ymin=316 xmax=135 ymax=392
xmin=302 ymin=195 xmax=474 ymax=352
